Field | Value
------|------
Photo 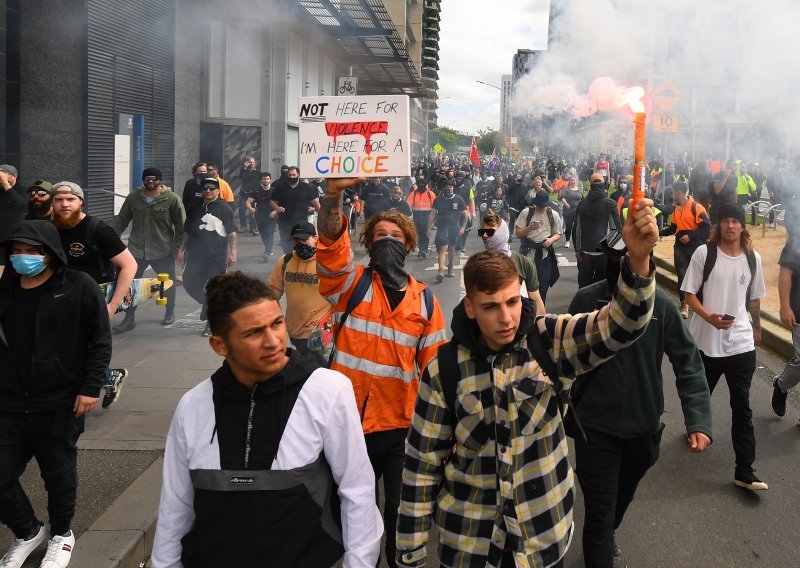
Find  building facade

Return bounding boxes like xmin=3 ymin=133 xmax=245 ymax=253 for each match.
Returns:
xmin=1 ymin=0 xmax=427 ymax=219
xmin=501 ymin=74 xmax=512 ymax=138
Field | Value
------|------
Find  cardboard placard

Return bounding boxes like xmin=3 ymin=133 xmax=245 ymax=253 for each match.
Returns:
xmin=298 ymin=95 xmax=410 ymax=178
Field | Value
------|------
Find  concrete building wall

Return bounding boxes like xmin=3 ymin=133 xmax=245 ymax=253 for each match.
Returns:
xmin=501 ymin=74 xmax=512 ymax=137
xmin=173 ymin=0 xmax=204 ymax=186
xmin=18 ymin=0 xmax=84 ymax=186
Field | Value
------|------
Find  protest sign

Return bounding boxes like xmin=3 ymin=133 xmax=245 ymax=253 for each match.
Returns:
xmin=298 ymin=95 xmax=410 ymax=178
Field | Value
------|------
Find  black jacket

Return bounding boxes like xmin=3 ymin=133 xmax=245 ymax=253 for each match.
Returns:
xmin=0 ymin=220 xmax=112 ymax=413
xmin=574 ymin=185 xmax=621 ymax=252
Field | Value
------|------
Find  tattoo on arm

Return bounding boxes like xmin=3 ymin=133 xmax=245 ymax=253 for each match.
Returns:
xmin=318 ymin=190 xmax=345 ymax=241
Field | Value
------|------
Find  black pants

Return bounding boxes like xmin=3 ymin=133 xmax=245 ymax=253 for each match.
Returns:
xmin=254 ymin=212 xmax=277 ymax=254
xmin=365 ymin=428 xmax=407 ymax=568
xmin=563 ymin=212 xmax=577 ymax=244
xmin=577 ymin=253 xmax=608 ymax=289
xmin=574 ymin=427 xmax=662 ymax=568
xmin=532 ymin=248 xmax=554 ymax=303
xmin=412 ymin=211 xmax=429 ymax=253
xmin=673 ymin=244 xmax=697 ymax=302
xmin=701 ymin=350 xmax=757 ymax=473
xmin=0 ymin=411 xmax=84 ymax=538
xmin=278 ymin=219 xmax=304 ymax=255
xmin=499 ymin=553 xmax=563 ymax=568
xmin=183 ymin=259 xmax=227 ymax=316
xmin=129 ymin=255 xmax=177 ymax=312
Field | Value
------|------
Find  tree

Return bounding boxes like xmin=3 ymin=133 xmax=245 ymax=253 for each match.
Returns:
xmin=429 ymin=126 xmax=459 ymax=153
xmin=477 ymin=130 xmax=504 ymax=156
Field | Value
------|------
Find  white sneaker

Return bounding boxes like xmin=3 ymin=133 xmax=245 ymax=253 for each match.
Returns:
xmin=39 ymin=531 xmax=74 ymax=568
xmin=564 ymin=241 xmax=571 ymax=248
xmin=0 ymin=524 xmax=47 ymax=568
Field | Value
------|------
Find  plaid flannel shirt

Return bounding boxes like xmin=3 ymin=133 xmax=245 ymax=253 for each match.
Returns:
xmin=396 ymin=262 xmax=655 ymax=568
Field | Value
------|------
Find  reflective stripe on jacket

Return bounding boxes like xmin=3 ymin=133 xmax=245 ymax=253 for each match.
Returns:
xmin=407 ymin=188 xmax=437 ymax=212
xmin=316 ymin=216 xmax=448 ymax=434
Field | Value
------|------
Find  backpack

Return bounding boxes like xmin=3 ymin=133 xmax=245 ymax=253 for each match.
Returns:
xmin=518 ymin=206 xmax=556 ymax=257
xmin=85 ymin=216 xmax=117 ymax=282
xmin=436 ymin=321 xmax=587 ymax=443
xmin=309 ymin=268 xmax=435 ymax=367
xmin=696 ymin=244 xmax=757 ymax=308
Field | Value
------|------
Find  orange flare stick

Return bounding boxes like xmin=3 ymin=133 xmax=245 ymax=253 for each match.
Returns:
xmin=633 ymin=112 xmax=646 ymax=211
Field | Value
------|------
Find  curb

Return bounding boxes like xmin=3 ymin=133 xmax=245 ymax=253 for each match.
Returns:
xmin=653 ymin=253 xmax=793 ymax=359
xmin=70 ymin=456 xmax=163 ymax=568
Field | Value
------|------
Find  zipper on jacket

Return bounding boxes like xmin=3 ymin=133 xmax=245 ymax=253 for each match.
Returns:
xmin=243 ymin=384 xmax=257 ymax=469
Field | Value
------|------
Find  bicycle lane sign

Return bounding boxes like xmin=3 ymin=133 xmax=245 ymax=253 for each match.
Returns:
xmin=337 ymin=76 xmax=358 ymax=96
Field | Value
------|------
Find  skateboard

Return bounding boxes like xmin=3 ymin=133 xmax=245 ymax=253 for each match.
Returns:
xmin=99 ymin=274 xmax=173 ymax=314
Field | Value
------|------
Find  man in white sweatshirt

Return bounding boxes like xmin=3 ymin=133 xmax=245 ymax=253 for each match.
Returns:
xmin=151 ymin=271 xmax=382 ymax=567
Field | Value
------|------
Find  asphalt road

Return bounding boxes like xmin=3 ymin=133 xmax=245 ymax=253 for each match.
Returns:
xmin=1 ymin=222 xmax=799 ymax=567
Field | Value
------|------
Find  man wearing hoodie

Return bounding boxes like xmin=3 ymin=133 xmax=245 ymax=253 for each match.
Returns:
xmin=396 ymin=196 xmax=660 ymax=568
xmin=0 ymin=221 xmax=111 ymax=568
xmin=267 ymin=221 xmax=330 ymax=364
xmin=151 ymin=272 xmax=382 ymax=567
xmin=574 ymin=173 xmax=622 ymax=289
xmin=113 ymin=167 xmax=186 ymax=331
xmin=568 ymin=251 xmax=713 ymax=568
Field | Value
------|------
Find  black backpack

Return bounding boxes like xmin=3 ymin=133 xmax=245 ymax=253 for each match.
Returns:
xmin=518 ymin=206 xmax=556 ymax=257
xmin=696 ymin=244 xmax=757 ymax=308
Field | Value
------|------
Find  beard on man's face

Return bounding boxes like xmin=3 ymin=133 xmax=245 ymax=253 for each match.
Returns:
xmin=52 ymin=207 xmax=83 ymax=229
xmin=28 ymin=198 xmax=52 ymax=217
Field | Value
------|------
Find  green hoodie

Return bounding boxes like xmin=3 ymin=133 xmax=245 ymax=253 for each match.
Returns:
xmin=114 ymin=185 xmax=185 ymax=260
xmin=568 ymin=282 xmax=712 ymax=439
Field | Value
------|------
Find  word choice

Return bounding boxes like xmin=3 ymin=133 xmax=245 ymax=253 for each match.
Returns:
xmin=314 ymin=155 xmax=390 ymax=175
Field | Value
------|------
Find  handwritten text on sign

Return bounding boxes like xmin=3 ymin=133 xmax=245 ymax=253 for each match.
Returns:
xmin=298 ymin=95 xmax=410 ymax=178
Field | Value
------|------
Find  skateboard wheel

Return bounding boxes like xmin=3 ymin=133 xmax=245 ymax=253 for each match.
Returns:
xmin=156 ymin=298 xmax=168 ymax=306
xmin=157 ymin=273 xmax=169 ymax=282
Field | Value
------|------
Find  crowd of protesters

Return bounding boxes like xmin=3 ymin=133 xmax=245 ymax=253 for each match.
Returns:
xmin=1 ymin=144 xmax=798 ymax=568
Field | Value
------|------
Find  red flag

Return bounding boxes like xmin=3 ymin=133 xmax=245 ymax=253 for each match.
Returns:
xmin=469 ymin=138 xmax=480 ymax=167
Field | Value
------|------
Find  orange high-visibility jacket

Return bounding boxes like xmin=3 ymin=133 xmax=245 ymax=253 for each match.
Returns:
xmin=671 ymin=197 xmax=708 ymax=233
xmin=407 ymin=187 xmax=437 ymax=212
xmin=316 ymin=217 xmax=448 ymax=434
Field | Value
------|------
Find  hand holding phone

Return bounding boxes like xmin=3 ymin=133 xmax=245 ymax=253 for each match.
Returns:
xmin=721 ymin=314 xmax=735 ymax=321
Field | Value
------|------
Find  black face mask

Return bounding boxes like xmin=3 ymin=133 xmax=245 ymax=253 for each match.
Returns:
xmin=294 ymin=242 xmax=316 ymax=260
xmin=369 ymin=237 xmax=408 ymax=290
xmin=288 ymin=178 xmax=299 ymax=187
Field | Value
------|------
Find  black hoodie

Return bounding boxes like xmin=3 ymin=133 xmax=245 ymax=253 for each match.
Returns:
xmin=0 ymin=220 xmax=111 ymax=413
xmin=574 ymin=184 xmax=622 ymax=252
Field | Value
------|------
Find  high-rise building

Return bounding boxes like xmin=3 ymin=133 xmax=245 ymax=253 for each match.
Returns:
xmin=501 ymin=74 xmax=513 ymax=137
xmin=421 ymin=0 xmax=442 ymax=150
xmin=511 ymin=50 xmax=537 ymax=143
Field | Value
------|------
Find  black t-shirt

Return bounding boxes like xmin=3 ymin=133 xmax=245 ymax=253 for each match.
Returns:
xmin=182 ymin=178 xmax=204 ymax=212
xmin=248 ymin=187 xmax=273 ymax=213
xmin=270 ymin=182 xmax=318 ymax=223
xmin=362 ymin=184 xmax=391 ymax=217
xmin=184 ymin=199 xmax=236 ymax=260
xmin=2 ymin=284 xmax=43 ymax=385
xmin=386 ymin=198 xmax=412 ymax=217
xmin=59 ymin=215 xmax=127 ymax=283
xmin=711 ymin=171 xmax=737 ymax=212
xmin=384 ymin=287 xmax=406 ymax=311
xmin=433 ymin=194 xmax=466 ymax=227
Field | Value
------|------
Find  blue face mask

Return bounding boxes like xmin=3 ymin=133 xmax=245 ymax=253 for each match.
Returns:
xmin=10 ymin=254 xmax=47 ymax=277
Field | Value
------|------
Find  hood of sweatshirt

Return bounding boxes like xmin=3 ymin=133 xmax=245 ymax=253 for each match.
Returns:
xmin=450 ymin=295 xmax=537 ymax=358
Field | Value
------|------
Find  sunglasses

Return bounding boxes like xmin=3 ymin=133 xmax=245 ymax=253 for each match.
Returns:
xmin=144 ymin=176 xmax=160 ymax=182
xmin=27 ymin=189 xmax=49 ymax=197
xmin=477 ymin=228 xmax=495 ymax=237
xmin=201 ymin=185 xmax=218 ymax=191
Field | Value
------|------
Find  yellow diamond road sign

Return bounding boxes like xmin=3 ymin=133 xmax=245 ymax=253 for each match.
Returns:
xmin=433 ymin=143 xmax=444 ymax=154
xmin=651 ymin=79 xmax=684 ymax=113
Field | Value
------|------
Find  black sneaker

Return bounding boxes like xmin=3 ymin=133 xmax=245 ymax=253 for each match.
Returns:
xmin=734 ymin=470 xmax=768 ymax=491
xmin=102 ymin=368 xmax=128 ymax=409
xmin=772 ymin=376 xmax=787 ymax=417
xmin=612 ymin=533 xmax=627 ymax=568
xmin=161 ymin=310 xmax=175 ymax=326
xmin=112 ymin=314 xmax=136 ymax=334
